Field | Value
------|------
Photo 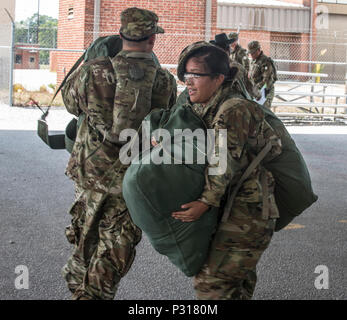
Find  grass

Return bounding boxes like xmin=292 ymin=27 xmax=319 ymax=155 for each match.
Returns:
xmin=13 ymin=89 xmax=64 ymax=107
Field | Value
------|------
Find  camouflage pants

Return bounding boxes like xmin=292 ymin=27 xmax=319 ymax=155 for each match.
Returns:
xmin=193 ymin=201 xmax=276 ymax=300
xmin=62 ymin=183 xmax=142 ymax=300
xmin=263 ymin=86 xmax=275 ymax=109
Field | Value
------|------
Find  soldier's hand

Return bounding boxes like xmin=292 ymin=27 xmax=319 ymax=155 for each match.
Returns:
xmin=151 ymin=136 xmax=158 ymax=147
xmin=172 ymin=201 xmax=209 ymax=222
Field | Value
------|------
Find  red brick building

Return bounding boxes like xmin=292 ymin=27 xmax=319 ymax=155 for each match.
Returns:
xmin=56 ymin=0 xmax=318 ymax=83
xmin=14 ymin=44 xmax=40 ymax=69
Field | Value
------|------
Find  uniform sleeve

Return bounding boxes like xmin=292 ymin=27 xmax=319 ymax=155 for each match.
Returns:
xmin=85 ymin=62 xmax=117 ymax=131
xmin=242 ymin=51 xmax=250 ymax=74
xmin=152 ymin=68 xmax=177 ymax=110
xmin=61 ymin=66 xmax=87 ymax=117
xmin=198 ymin=101 xmax=252 ymax=207
xmin=257 ymin=59 xmax=274 ymax=90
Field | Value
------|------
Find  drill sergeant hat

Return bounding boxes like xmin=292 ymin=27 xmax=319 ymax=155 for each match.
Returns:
xmin=248 ymin=40 xmax=261 ymax=54
xmin=209 ymin=33 xmax=232 ymax=51
xmin=119 ymin=7 xmax=164 ymax=41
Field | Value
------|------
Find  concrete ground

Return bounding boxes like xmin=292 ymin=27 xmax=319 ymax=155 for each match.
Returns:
xmin=0 ymin=104 xmax=346 ymax=300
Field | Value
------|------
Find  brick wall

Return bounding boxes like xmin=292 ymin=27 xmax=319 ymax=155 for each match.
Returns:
xmin=56 ymin=0 xmax=315 ymax=84
xmin=57 ymin=0 xmax=90 ymax=82
xmin=57 ymin=0 xmax=212 ymax=83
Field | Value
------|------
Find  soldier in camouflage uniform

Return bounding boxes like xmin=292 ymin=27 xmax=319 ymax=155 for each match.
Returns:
xmin=61 ymin=7 xmax=176 ymax=300
xmin=230 ymin=61 xmax=254 ymax=100
xmin=229 ymin=32 xmax=250 ymax=74
xmin=248 ymin=40 xmax=277 ymax=109
xmin=173 ymin=42 xmax=282 ymax=300
xmin=209 ymin=34 xmax=253 ymax=99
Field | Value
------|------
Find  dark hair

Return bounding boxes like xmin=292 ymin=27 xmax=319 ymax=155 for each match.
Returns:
xmin=185 ymin=45 xmax=231 ymax=80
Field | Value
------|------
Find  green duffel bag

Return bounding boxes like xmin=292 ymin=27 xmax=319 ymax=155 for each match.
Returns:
xmin=122 ymin=104 xmax=219 ymax=277
xmin=258 ymin=105 xmax=318 ymax=231
xmin=175 ymin=89 xmax=318 ymax=232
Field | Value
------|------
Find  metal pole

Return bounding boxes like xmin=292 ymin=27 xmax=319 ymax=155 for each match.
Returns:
xmin=205 ymin=0 xmax=212 ymax=42
xmin=309 ymin=0 xmax=313 ymax=74
xmin=9 ymin=20 xmax=15 ymax=107
xmin=345 ymin=44 xmax=347 ymax=114
xmin=37 ymin=0 xmax=40 ymax=44
xmin=5 ymin=9 xmax=15 ymax=107
xmin=93 ymin=0 xmax=100 ymax=41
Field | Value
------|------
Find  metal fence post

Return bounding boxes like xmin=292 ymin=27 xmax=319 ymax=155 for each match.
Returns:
xmin=9 ymin=19 xmax=14 ymax=107
xmin=4 ymin=9 xmax=15 ymax=107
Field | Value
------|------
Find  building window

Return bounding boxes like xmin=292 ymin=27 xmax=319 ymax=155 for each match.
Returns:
xmin=15 ymin=54 xmax=22 ymax=64
xmin=29 ymin=57 xmax=35 ymax=63
xmin=68 ymin=7 xmax=74 ymax=19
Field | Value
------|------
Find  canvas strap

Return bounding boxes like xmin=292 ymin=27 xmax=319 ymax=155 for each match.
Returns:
xmin=221 ymin=141 xmax=272 ymax=223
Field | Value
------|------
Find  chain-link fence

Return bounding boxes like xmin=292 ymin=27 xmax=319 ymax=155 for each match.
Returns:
xmin=4 ymin=23 xmax=347 ymax=108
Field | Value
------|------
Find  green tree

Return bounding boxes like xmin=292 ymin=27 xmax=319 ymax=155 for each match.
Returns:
xmin=15 ymin=13 xmax=57 ymax=65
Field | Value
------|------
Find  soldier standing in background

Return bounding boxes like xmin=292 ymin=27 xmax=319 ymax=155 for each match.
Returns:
xmin=61 ymin=7 xmax=176 ymax=300
xmin=248 ymin=40 xmax=277 ymax=109
xmin=229 ymin=32 xmax=250 ymax=74
xmin=210 ymin=33 xmax=253 ymax=99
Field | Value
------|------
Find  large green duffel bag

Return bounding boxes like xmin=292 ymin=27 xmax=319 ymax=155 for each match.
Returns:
xmin=122 ymin=104 xmax=219 ymax=277
xmin=258 ymin=105 xmax=318 ymax=231
xmin=177 ymin=89 xmax=317 ymax=232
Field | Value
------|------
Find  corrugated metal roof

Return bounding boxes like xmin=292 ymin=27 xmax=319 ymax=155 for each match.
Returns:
xmin=217 ymin=1 xmax=310 ymax=33
xmin=218 ymin=0 xmax=306 ymax=9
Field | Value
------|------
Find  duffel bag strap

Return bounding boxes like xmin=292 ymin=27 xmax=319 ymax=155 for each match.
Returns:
xmin=221 ymin=141 xmax=272 ymax=223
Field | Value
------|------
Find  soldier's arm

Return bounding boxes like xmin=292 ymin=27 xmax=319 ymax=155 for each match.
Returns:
xmin=61 ymin=67 xmax=86 ymax=117
xmin=243 ymin=71 xmax=255 ymax=98
xmin=83 ymin=60 xmax=117 ymax=137
xmin=257 ymin=59 xmax=274 ymax=90
xmin=198 ymin=100 xmax=252 ymax=208
xmin=242 ymin=51 xmax=250 ymax=74
xmin=151 ymin=68 xmax=177 ymax=110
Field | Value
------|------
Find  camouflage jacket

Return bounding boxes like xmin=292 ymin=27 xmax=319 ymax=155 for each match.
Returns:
xmin=230 ymin=44 xmax=250 ymax=74
xmin=187 ymin=83 xmax=282 ymax=217
xmin=230 ymin=61 xmax=254 ymax=99
xmin=62 ymin=50 xmax=177 ymax=190
xmin=249 ymin=51 xmax=276 ymax=91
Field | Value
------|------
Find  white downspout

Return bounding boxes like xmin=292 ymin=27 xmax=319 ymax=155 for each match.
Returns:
xmin=93 ymin=0 xmax=101 ymax=41
xmin=205 ymin=0 xmax=212 ymax=42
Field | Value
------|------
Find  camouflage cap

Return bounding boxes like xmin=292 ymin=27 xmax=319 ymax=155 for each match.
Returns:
xmin=119 ymin=7 xmax=164 ymax=41
xmin=228 ymin=32 xmax=238 ymax=43
xmin=248 ymin=40 xmax=261 ymax=54
xmin=177 ymin=41 xmax=216 ymax=82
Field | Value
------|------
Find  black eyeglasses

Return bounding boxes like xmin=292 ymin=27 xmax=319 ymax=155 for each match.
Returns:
xmin=183 ymin=72 xmax=217 ymax=82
